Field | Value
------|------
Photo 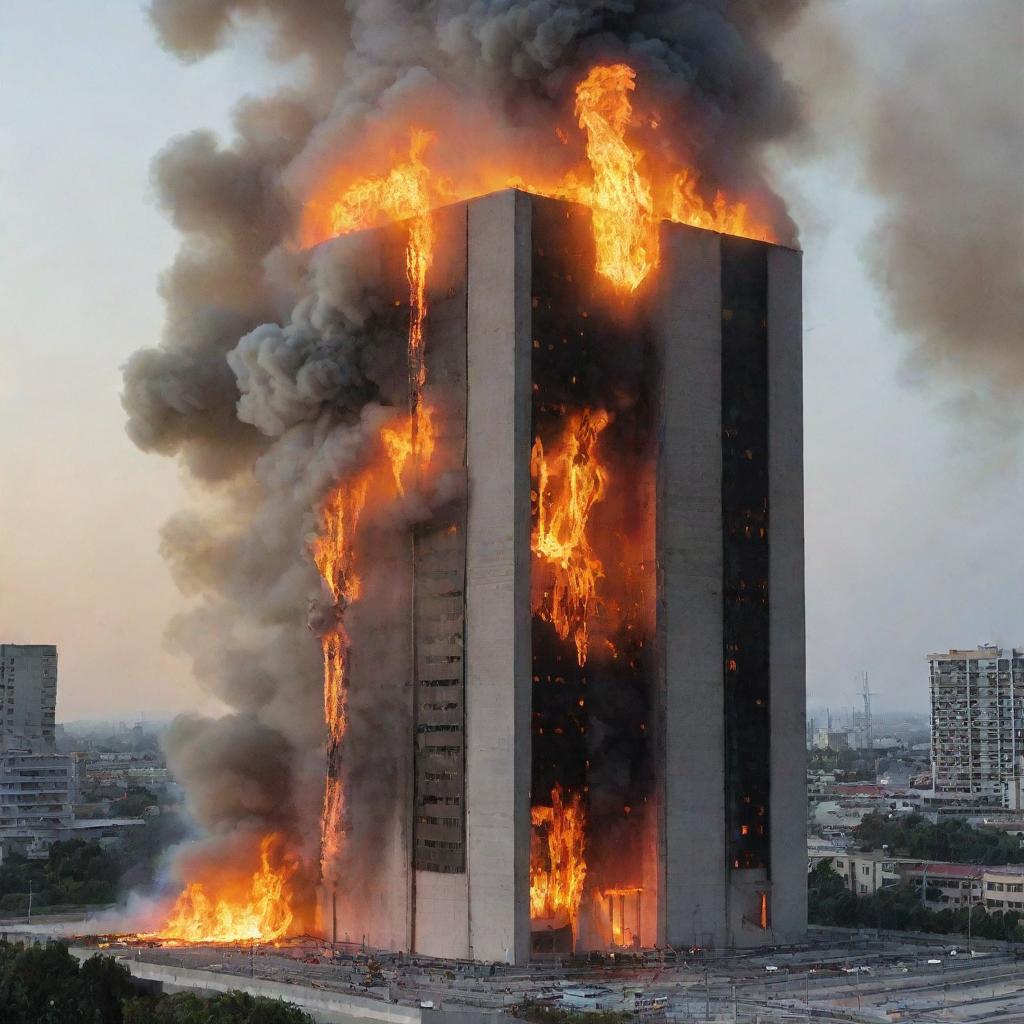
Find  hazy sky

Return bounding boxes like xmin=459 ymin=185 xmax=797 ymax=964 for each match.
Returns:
xmin=1 ymin=2 xmax=1019 ymax=721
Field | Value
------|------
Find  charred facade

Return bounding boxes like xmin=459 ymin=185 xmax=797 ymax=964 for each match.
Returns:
xmin=322 ymin=189 xmax=805 ymax=963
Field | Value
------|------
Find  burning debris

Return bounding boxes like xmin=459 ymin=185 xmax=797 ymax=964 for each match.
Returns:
xmin=122 ymin=0 xmax=805 ymax=951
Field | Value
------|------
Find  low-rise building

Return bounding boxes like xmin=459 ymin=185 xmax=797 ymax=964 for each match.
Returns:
xmin=982 ymin=866 xmax=1024 ymax=913
xmin=830 ymin=851 xmax=902 ymax=896
xmin=903 ymin=863 xmax=983 ymax=908
xmin=0 ymin=816 xmax=147 ymax=861
xmin=814 ymin=729 xmax=851 ymax=752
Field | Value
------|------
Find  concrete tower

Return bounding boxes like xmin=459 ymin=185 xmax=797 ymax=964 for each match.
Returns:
xmin=324 ymin=189 xmax=805 ymax=963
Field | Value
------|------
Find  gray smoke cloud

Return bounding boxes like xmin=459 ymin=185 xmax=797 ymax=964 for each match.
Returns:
xmin=124 ymin=0 xmax=809 ymax=915
xmin=782 ymin=1 xmax=1024 ymax=427
xmin=862 ymin=5 xmax=1024 ymax=409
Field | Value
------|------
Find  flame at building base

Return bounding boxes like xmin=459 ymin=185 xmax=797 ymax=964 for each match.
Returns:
xmin=530 ymin=785 xmax=588 ymax=932
xmin=140 ymin=834 xmax=299 ymax=945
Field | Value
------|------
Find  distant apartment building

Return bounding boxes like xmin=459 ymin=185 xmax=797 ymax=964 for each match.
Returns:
xmin=0 ymin=750 xmax=147 ymax=859
xmin=0 ymin=751 xmax=76 ymax=832
xmin=813 ymin=728 xmax=851 ymax=752
xmin=905 ymin=863 xmax=1024 ymax=913
xmin=929 ymin=646 xmax=1024 ymax=801
xmin=0 ymin=645 xmax=120 ymax=859
xmin=829 ymin=851 xmax=902 ymax=896
xmin=0 ymin=644 xmax=57 ymax=752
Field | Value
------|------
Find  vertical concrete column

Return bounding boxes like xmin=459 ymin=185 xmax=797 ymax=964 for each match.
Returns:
xmin=766 ymin=247 xmax=806 ymax=941
xmin=655 ymin=224 xmax=728 ymax=949
xmin=413 ymin=202 xmax=471 ymax=960
xmin=465 ymin=189 xmax=532 ymax=964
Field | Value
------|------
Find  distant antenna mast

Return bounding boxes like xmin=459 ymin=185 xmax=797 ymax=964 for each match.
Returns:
xmin=861 ymin=672 xmax=875 ymax=752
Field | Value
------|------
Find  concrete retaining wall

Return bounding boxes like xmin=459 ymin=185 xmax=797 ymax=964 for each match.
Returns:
xmin=69 ymin=947 xmax=423 ymax=1024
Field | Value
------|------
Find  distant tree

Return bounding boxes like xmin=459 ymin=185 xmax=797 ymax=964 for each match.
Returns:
xmin=78 ymin=953 xmax=135 ymax=1023
xmin=0 ymin=940 xmax=129 ymax=1024
xmin=123 ymin=990 xmax=315 ymax=1024
xmin=111 ymin=788 xmax=158 ymax=818
xmin=854 ymin=812 xmax=1024 ymax=865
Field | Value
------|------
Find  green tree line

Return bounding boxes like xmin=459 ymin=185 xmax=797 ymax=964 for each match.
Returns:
xmin=808 ymin=859 xmax=1024 ymax=940
xmin=0 ymin=940 xmax=313 ymax=1024
xmin=855 ymin=812 xmax=1024 ymax=864
xmin=0 ymin=807 xmax=189 ymax=915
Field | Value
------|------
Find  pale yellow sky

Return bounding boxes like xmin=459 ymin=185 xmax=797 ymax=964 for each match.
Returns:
xmin=1 ymin=2 xmax=1020 ymax=721
xmin=0 ymin=4 xmax=294 ymax=720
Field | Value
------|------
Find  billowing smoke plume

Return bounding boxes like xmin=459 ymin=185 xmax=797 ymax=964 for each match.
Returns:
xmin=784 ymin=1 xmax=1023 ymax=426
xmin=123 ymin=0 xmax=808 ymax=908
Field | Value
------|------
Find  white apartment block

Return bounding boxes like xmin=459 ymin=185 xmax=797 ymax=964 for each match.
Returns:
xmin=0 ymin=644 xmax=57 ymax=752
xmin=982 ymin=866 xmax=1024 ymax=913
xmin=829 ymin=852 xmax=902 ymax=896
xmin=0 ymin=751 xmax=76 ymax=831
xmin=929 ymin=646 xmax=1024 ymax=800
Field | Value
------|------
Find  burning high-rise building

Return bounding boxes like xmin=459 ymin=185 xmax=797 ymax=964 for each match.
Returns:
xmin=123 ymin=1 xmax=812 ymax=960
xmin=305 ymin=186 xmax=804 ymax=962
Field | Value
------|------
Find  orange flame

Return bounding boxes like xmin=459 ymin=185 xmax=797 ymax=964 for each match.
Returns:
xmin=311 ymin=130 xmax=438 ymax=494
xmin=574 ymin=64 xmax=658 ymax=292
xmin=380 ymin=405 xmax=436 ymax=496
xmin=312 ymin=478 xmax=368 ymax=744
xmin=530 ymin=785 xmax=587 ymax=929
xmin=143 ymin=834 xmax=296 ymax=945
xmin=309 ymin=134 xmax=441 ymax=885
xmin=670 ymin=168 xmax=771 ymax=241
xmin=531 ymin=409 xmax=610 ymax=666
xmin=304 ymin=130 xmax=434 ymax=408
xmin=312 ymin=477 xmax=368 ymax=879
xmin=301 ymin=65 xmax=775 ymax=297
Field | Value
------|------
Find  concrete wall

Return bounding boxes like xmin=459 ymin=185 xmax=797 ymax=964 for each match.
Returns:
xmin=464 ymin=190 xmax=532 ymax=964
xmin=75 ymin=951 xmax=422 ymax=1024
xmin=766 ymin=246 xmax=806 ymax=942
xmin=655 ymin=223 xmax=728 ymax=949
xmin=415 ymin=869 xmax=469 ymax=960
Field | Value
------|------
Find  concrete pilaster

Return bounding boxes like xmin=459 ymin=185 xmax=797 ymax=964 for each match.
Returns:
xmin=655 ymin=223 xmax=729 ymax=949
xmin=766 ymin=246 xmax=806 ymax=942
xmin=464 ymin=190 xmax=532 ymax=964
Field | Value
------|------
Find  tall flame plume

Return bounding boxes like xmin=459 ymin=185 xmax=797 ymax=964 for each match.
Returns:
xmin=574 ymin=64 xmax=658 ymax=292
xmin=312 ymin=478 xmax=368 ymax=878
xmin=531 ymin=409 xmax=610 ymax=667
